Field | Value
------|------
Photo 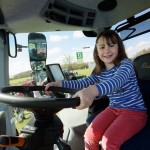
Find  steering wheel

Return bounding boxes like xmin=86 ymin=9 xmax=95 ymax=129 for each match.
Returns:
xmin=0 ymin=86 xmax=80 ymax=150
xmin=0 ymin=86 xmax=80 ymax=114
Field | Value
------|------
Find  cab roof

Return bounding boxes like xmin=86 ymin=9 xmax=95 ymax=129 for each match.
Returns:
xmin=0 ymin=0 xmax=150 ymax=34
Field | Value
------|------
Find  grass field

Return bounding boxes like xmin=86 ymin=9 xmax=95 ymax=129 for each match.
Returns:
xmin=14 ymin=110 xmax=32 ymax=133
xmin=9 ymin=69 xmax=93 ymax=86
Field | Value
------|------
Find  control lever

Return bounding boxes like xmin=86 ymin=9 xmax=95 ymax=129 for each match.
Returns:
xmin=0 ymin=135 xmax=25 ymax=147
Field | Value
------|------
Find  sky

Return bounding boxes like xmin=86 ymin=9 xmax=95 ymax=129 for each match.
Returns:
xmin=9 ymin=30 xmax=150 ymax=77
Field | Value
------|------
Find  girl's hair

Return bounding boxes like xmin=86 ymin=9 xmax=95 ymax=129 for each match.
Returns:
xmin=92 ymin=30 xmax=128 ymax=75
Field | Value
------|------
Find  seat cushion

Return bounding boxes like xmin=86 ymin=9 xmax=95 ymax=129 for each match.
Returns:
xmin=121 ymin=122 xmax=150 ymax=150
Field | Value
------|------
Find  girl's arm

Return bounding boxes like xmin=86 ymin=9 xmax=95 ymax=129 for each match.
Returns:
xmin=96 ymin=59 xmax=134 ymax=97
xmin=73 ymin=59 xmax=135 ymax=110
xmin=62 ymin=74 xmax=99 ymax=90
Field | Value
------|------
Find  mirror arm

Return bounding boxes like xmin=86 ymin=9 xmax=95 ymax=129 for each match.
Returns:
xmin=17 ymin=44 xmax=28 ymax=52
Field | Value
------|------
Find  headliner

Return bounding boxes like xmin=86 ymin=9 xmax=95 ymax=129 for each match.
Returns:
xmin=0 ymin=0 xmax=150 ymax=33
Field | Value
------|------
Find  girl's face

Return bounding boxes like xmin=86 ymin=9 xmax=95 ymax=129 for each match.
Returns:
xmin=96 ymin=37 xmax=119 ymax=70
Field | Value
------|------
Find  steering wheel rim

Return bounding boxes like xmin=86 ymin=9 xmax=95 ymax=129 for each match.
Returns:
xmin=0 ymin=86 xmax=80 ymax=109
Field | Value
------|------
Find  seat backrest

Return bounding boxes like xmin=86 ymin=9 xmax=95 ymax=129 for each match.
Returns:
xmin=134 ymin=53 xmax=150 ymax=116
xmin=134 ymin=53 xmax=150 ymax=80
xmin=138 ymin=80 xmax=150 ymax=115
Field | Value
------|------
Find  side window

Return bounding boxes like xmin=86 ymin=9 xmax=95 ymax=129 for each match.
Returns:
xmin=123 ymin=32 xmax=150 ymax=60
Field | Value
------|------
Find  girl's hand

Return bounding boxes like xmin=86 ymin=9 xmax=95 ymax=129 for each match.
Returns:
xmin=39 ymin=77 xmax=47 ymax=86
xmin=45 ymin=81 xmax=62 ymax=91
xmin=73 ymin=85 xmax=99 ymax=110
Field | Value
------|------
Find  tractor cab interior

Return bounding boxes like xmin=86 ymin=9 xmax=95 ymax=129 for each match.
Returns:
xmin=0 ymin=1 xmax=150 ymax=150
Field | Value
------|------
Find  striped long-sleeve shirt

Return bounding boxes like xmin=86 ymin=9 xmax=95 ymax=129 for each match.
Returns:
xmin=62 ymin=59 xmax=146 ymax=111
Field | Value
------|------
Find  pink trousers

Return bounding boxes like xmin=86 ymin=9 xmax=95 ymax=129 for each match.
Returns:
xmin=84 ymin=107 xmax=147 ymax=150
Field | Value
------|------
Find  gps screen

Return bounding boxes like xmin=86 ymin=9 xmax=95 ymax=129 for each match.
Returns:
xmin=45 ymin=64 xmax=65 ymax=81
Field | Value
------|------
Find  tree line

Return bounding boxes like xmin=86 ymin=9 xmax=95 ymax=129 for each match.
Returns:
xmin=10 ymin=62 xmax=88 ymax=79
xmin=11 ymin=48 xmax=150 ymax=79
xmin=11 ymin=70 xmax=32 ymax=79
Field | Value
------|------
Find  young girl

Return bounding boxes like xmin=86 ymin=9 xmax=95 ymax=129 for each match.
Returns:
xmin=45 ymin=30 xmax=147 ymax=150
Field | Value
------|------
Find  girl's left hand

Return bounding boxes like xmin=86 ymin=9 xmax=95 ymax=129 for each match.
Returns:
xmin=73 ymin=85 xmax=99 ymax=110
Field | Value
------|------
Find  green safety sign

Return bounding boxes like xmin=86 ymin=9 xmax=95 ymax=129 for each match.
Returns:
xmin=76 ymin=52 xmax=83 ymax=59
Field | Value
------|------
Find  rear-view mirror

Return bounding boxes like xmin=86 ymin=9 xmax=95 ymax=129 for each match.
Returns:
xmin=28 ymin=33 xmax=47 ymax=61
xmin=28 ymin=33 xmax=47 ymax=85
